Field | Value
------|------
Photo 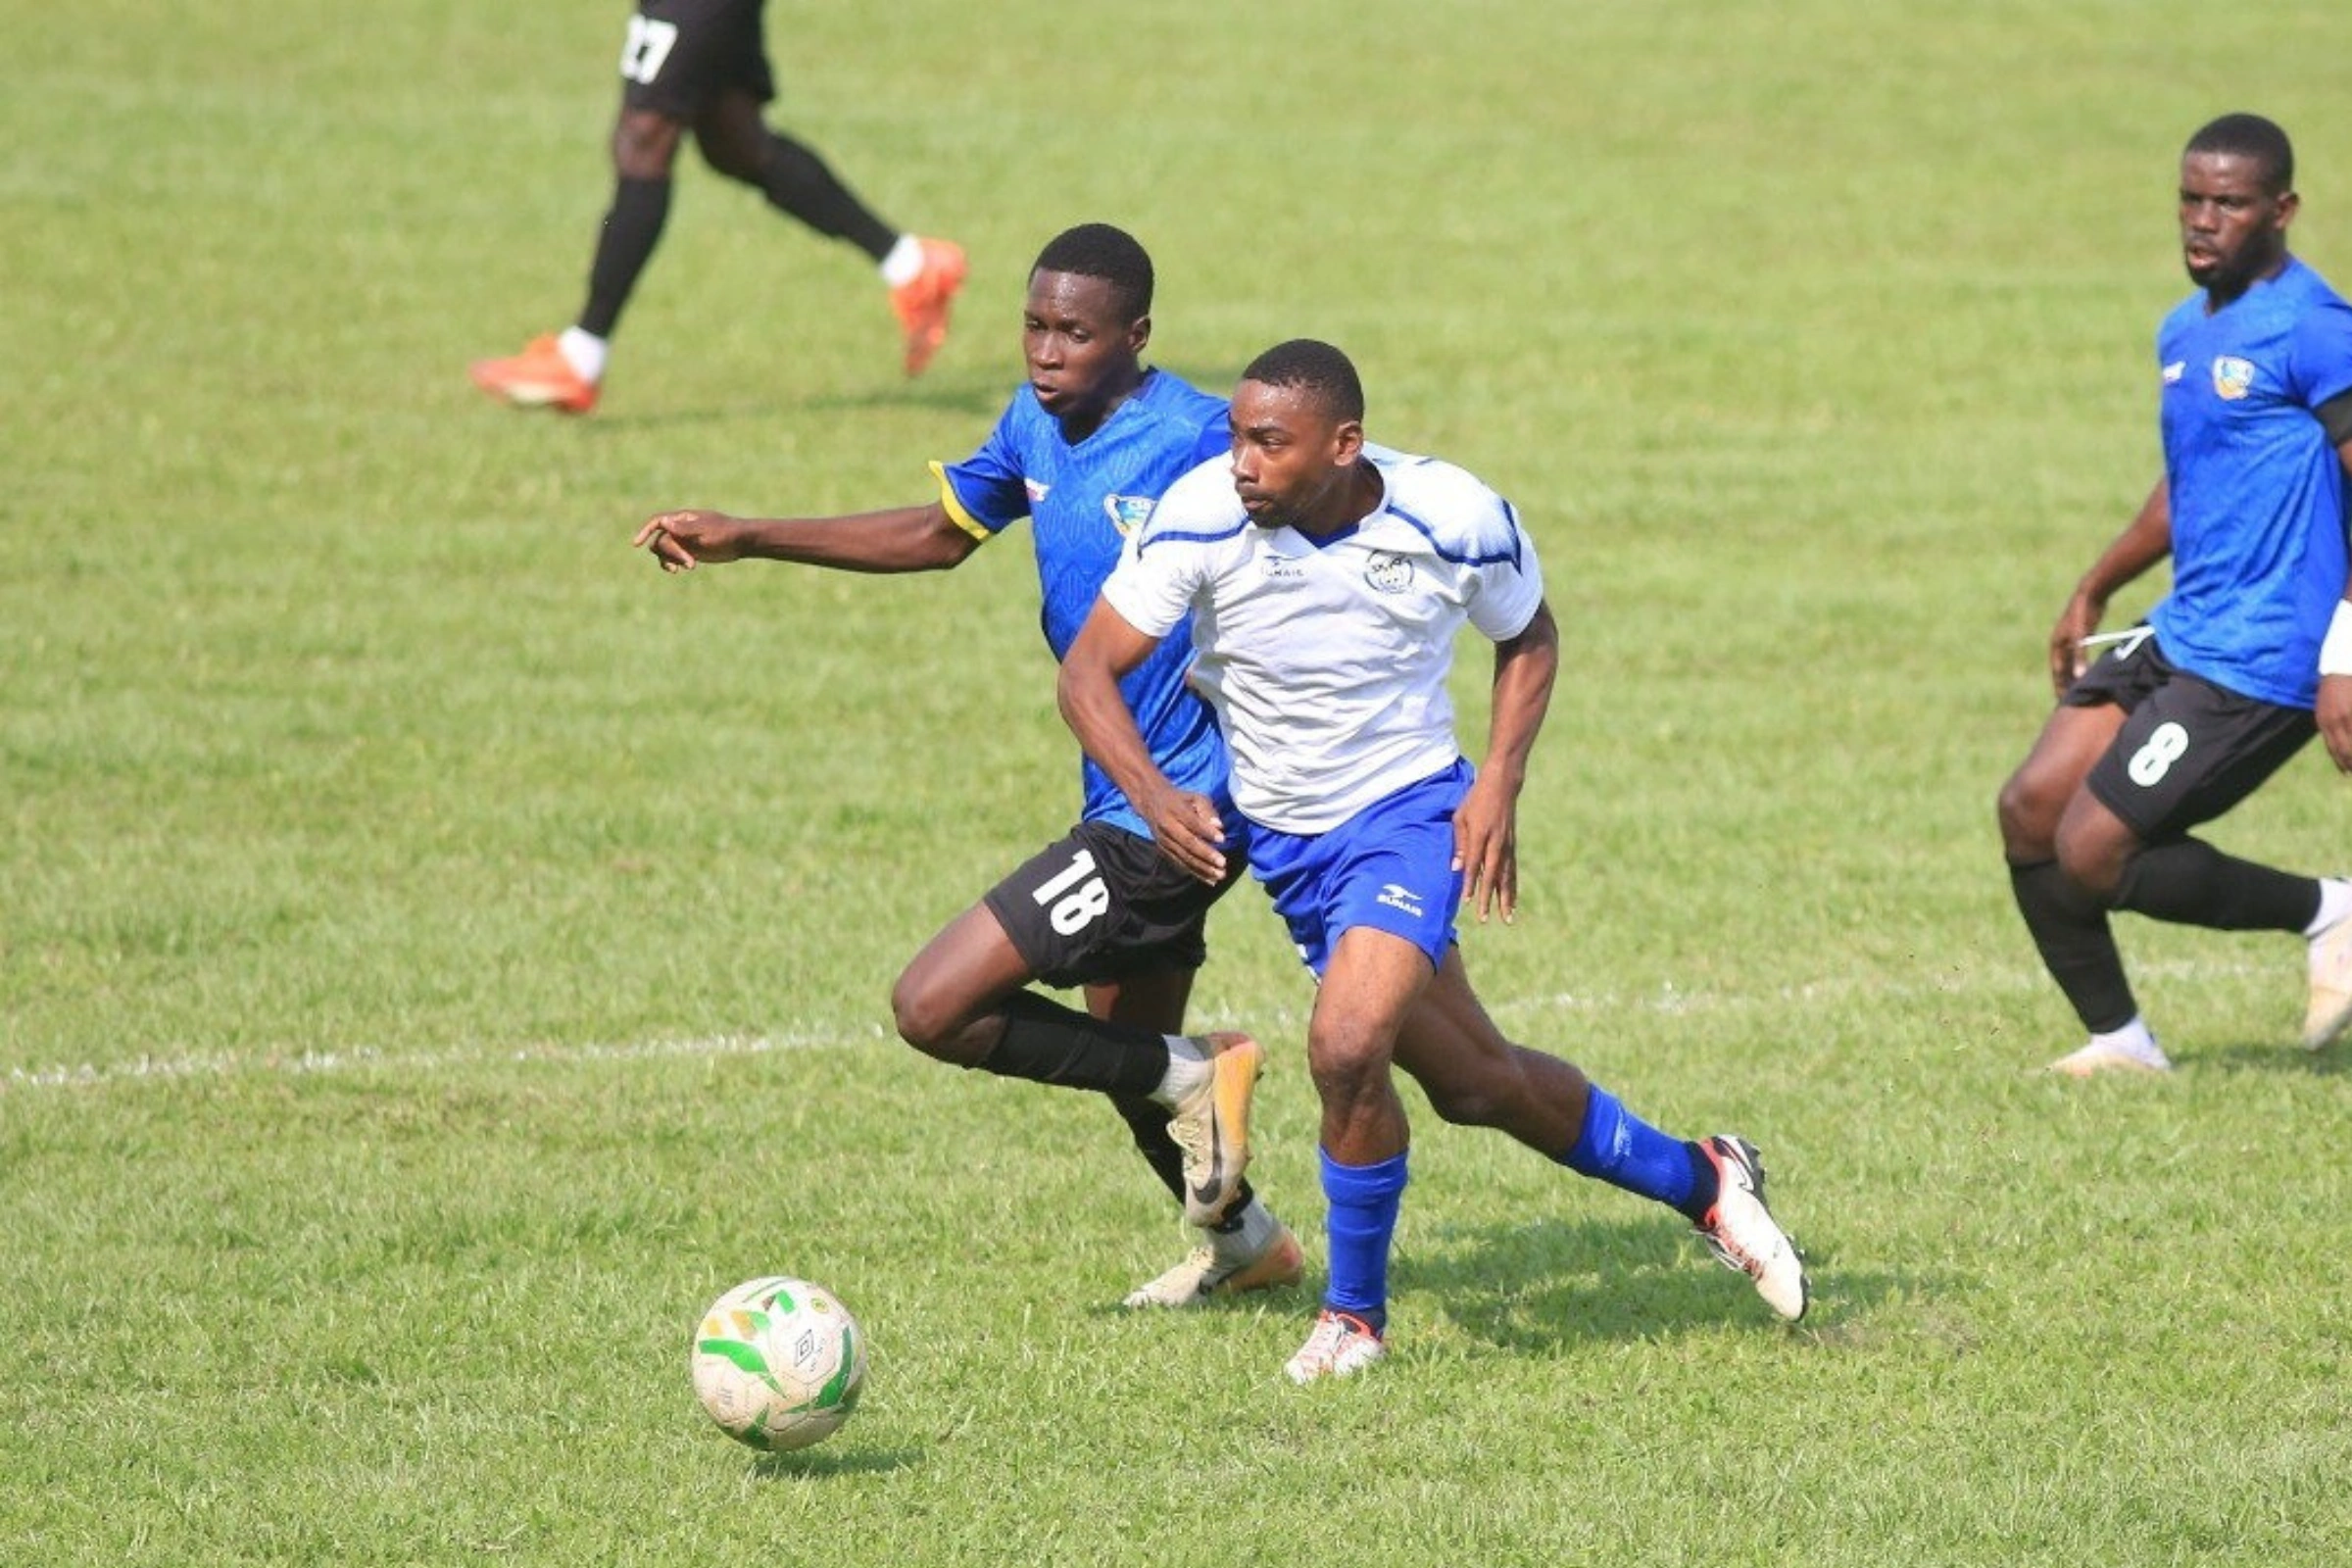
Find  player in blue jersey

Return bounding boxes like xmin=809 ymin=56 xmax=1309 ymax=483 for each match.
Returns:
xmin=1997 ymin=114 xmax=2352 ymax=1077
xmin=1059 ymin=339 xmax=1806 ymax=1381
xmin=632 ymin=224 xmax=1299 ymax=1303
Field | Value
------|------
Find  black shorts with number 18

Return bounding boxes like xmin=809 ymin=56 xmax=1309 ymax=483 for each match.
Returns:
xmin=983 ymin=821 xmax=1246 ymax=990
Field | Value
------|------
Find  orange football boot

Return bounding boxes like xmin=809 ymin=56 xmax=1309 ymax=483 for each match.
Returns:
xmin=469 ymin=333 xmax=600 ymax=414
xmin=888 ymin=238 xmax=967 ymax=377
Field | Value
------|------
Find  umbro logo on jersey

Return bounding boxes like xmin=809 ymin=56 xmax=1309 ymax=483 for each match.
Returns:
xmin=2162 ymin=361 xmax=2185 ymax=385
xmin=1364 ymin=552 xmax=1413 ymax=593
xmin=2211 ymin=356 xmax=2255 ymax=401
xmin=1375 ymin=883 xmax=1425 ymax=917
xmin=1262 ymin=554 xmax=1305 ymax=581
xmin=1103 ymin=494 xmax=1154 ymax=536
xmin=1025 ymin=478 xmax=1050 ymax=504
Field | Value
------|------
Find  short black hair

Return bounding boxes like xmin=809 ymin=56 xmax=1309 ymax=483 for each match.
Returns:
xmin=2185 ymin=113 xmax=2295 ymax=195
xmin=1031 ymin=223 xmax=1153 ymax=322
xmin=1241 ymin=338 xmax=1365 ymax=422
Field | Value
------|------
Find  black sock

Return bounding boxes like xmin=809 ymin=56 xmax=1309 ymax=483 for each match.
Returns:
xmin=759 ymin=133 xmax=895 ymax=261
xmin=578 ymin=175 xmax=672 ymax=338
xmin=980 ymin=991 xmax=1166 ymax=1098
xmin=2113 ymin=837 xmax=2321 ymax=932
xmin=2008 ymin=858 xmax=2137 ymax=1034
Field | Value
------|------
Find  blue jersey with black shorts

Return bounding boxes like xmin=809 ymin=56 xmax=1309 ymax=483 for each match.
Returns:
xmin=934 ymin=368 xmax=1233 ymax=839
xmin=2150 ymin=256 xmax=2352 ymax=710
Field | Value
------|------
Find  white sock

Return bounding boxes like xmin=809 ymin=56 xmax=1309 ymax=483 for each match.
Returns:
xmin=1211 ymin=1199 xmax=1281 ymax=1261
xmin=1153 ymin=1034 xmax=1210 ymax=1108
xmin=877 ymin=233 xmax=925 ymax=288
xmin=2306 ymin=877 xmax=2352 ymax=939
xmin=557 ymin=327 xmax=608 ymax=384
xmin=2089 ymin=1015 xmax=2169 ymax=1068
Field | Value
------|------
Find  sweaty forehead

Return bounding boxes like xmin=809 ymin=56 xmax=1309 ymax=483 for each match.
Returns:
xmin=1232 ymin=378 xmax=1324 ymax=427
xmin=1025 ymin=269 xmax=1124 ymax=323
xmin=2180 ymin=149 xmax=2273 ymax=194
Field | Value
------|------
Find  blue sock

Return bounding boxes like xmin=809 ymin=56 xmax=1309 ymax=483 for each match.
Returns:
xmin=1320 ymin=1148 xmax=1408 ymax=1334
xmin=1562 ymin=1084 xmax=1701 ymax=1214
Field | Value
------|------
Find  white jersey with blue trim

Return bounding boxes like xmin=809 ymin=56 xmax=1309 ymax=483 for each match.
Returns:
xmin=1103 ymin=443 xmax=1544 ymax=834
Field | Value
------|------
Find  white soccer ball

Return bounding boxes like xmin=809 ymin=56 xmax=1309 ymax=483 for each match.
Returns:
xmin=690 ymin=1275 xmax=867 ymax=1452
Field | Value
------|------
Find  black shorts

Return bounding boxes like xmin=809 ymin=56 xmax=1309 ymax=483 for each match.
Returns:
xmin=617 ymin=0 xmax=774 ymax=119
xmin=2069 ymin=629 xmax=2315 ymax=840
xmin=982 ymin=821 xmax=1244 ymax=990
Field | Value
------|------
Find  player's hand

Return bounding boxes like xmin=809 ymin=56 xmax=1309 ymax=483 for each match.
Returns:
xmin=1141 ymin=786 xmax=1229 ymax=886
xmin=2320 ymin=674 xmax=2352 ymax=774
xmin=635 ymin=510 xmax=745 ymax=572
xmin=1452 ymin=775 xmax=1520 ymax=924
xmin=2047 ymin=591 xmax=2103 ymax=698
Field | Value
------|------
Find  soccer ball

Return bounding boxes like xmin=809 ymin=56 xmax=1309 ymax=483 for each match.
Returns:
xmin=690 ymin=1275 xmax=866 ymax=1452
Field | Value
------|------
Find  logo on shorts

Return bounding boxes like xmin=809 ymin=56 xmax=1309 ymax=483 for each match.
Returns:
xmin=2211 ymin=356 xmax=2256 ymax=401
xmin=1365 ymin=552 xmax=1413 ymax=593
xmin=1103 ymin=494 xmax=1154 ymax=537
xmin=1375 ymin=882 xmax=1426 ymax=917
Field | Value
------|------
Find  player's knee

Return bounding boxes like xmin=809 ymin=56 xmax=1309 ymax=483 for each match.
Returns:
xmin=612 ymin=111 xmax=682 ymax=179
xmin=1306 ymin=1034 xmax=1390 ymax=1110
xmin=1420 ymin=1076 xmax=1509 ymax=1129
xmin=888 ymin=974 xmax=954 ymax=1057
xmin=698 ymin=127 xmax=763 ymax=184
xmin=2052 ymin=819 xmax=2130 ymax=900
xmin=1996 ymin=767 xmax=2062 ymax=858
xmin=1413 ymin=1054 xmax=1526 ymax=1129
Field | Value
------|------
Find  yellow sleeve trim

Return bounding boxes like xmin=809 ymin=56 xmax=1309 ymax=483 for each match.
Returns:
xmin=930 ymin=461 xmax=993 ymax=544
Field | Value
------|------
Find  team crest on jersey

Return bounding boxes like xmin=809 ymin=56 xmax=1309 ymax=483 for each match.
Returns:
xmin=1364 ymin=552 xmax=1413 ymax=594
xmin=1102 ymin=494 xmax=1154 ymax=537
xmin=2211 ymin=356 xmax=2256 ymax=401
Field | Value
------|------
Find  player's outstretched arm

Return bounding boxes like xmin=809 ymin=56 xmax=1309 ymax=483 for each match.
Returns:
xmin=634 ymin=502 xmax=980 ymax=575
xmin=2048 ymin=479 xmax=2171 ymax=695
xmin=1057 ymin=597 xmax=1229 ymax=884
xmin=1456 ymin=601 xmax=1559 ymax=925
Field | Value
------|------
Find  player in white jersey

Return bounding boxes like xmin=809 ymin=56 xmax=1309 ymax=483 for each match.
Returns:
xmin=1059 ymin=339 xmax=1809 ymax=1381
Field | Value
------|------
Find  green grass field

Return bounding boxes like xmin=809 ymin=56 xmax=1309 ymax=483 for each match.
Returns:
xmin=10 ymin=1 xmax=2352 ymax=1562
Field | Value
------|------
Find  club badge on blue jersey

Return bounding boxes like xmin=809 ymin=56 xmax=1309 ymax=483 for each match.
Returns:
xmin=2211 ymin=356 xmax=2256 ymax=401
xmin=1102 ymin=494 xmax=1155 ymax=537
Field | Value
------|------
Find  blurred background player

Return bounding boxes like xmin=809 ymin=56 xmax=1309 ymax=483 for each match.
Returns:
xmin=632 ymin=223 xmax=1300 ymax=1307
xmin=472 ymin=0 xmax=965 ymax=414
xmin=1060 ymin=339 xmax=1806 ymax=1380
xmin=1997 ymin=113 xmax=2352 ymax=1077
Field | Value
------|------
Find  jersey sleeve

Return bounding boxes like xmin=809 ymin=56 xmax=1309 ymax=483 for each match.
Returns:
xmin=1100 ymin=522 xmax=1198 ymax=641
xmin=2289 ymin=296 xmax=2352 ymax=413
xmin=1463 ymin=495 xmax=1545 ymax=641
xmin=934 ymin=403 xmax=1032 ymax=541
xmin=1102 ymin=465 xmax=1227 ymax=640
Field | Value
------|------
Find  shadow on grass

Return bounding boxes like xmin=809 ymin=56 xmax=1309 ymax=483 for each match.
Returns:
xmin=1406 ymin=1214 xmax=1905 ymax=1354
xmin=2190 ymin=1038 xmax=2351 ymax=1076
xmin=749 ymin=1444 xmax=922 ymax=1482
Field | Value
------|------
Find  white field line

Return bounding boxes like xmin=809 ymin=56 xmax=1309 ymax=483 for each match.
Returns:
xmin=0 ymin=952 xmax=2290 ymax=1097
xmin=4 ymin=1023 xmax=889 ymax=1094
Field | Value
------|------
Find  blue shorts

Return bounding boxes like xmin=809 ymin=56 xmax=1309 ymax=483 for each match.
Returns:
xmin=1248 ymin=760 xmax=1470 ymax=977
